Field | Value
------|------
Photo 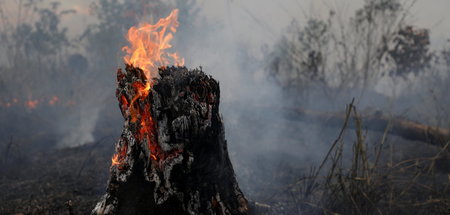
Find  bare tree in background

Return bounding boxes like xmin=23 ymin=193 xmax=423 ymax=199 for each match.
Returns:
xmin=267 ymin=18 xmax=329 ymax=92
xmin=384 ymin=26 xmax=432 ymax=77
xmin=0 ymin=0 xmax=75 ymax=99
xmin=267 ymin=0 xmax=432 ymax=95
xmin=0 ymin=0 xmax=83 ymax=153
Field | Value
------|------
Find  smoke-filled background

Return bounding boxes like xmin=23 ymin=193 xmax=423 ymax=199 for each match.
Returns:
xmin=1 ymin=0 xmax=449 ymax=214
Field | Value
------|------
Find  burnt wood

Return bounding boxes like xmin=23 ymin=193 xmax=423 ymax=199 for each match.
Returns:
xmin=92 ymin=65 xmax=248 ymax=215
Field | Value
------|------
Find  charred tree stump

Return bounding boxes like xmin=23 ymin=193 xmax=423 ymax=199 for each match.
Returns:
xmin=92 ymin=65 xmax=248 ymax=215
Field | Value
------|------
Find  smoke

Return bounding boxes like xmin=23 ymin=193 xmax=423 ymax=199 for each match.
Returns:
xmin=58 ymin=104 xmax=100 ymax=148
xmin=171 ymin=0 xmax=450 ymax=202
xmin=170 ymin=1 xmax=334 ymax=198
xmin=1 ymin=0 xmax=449 ymax=207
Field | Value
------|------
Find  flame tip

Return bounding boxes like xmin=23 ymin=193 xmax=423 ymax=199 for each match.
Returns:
xmin=122 ymin=9 xmax=184 ymax=80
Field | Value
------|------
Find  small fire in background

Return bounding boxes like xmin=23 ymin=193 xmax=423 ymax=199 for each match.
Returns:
xmin=26 ymin=99 xmax=39 ymax=109
xmin=48 ymin=96 xmax=59 ymax=105
xmin=0 ymin=96 xmax=75 ymax=109
xmin=112 ymin=9 xmax=184 ymax=166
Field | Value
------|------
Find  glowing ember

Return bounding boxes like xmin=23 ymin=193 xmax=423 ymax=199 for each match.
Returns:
xmin=111 ymin=154 xmax=120 ymax=166
xmin=112 ymin=143 xmax=128 ymax=167
xmin=112 ymin=9 xmax=184 ymax=166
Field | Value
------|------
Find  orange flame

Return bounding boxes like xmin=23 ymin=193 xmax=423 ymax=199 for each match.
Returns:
xmin=112 ymin=142 xmax=128 ymax=166
xmin=111 ymin=154 xmax=120 ymax=166
xmin=112 ymin=9 xmax=184 ymax=166
xmin=122 ymin=9 xmax=184 ymax=79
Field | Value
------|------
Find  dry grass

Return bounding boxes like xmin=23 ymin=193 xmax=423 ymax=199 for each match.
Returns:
xmin=278 ymin=101 xmax=450 ymax=215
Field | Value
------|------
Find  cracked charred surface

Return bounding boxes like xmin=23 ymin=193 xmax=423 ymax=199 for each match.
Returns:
xmin=92 ymin=65 xmax=248 ymax=215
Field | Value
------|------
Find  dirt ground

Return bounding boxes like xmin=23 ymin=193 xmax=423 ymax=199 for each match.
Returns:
xmin=0 ymin=141 xmax=112 ymax=215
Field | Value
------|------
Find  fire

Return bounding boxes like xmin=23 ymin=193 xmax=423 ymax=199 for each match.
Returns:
xmin=26 ymin=99 xmax=39 ymax=109
xmin=111 ymin=154 xmax=120 ymax=166
xmin=48 ymin=96 xmax=59 ymax=105
xmin=0 ymin=96 xmax=65 ymax=109
xmin=122 ymin=9 xmax=184 ymax=79
xmin=111 ymin=142 xmax=128 ymax=167
xmin=112 ymin=9 xmax=184 ymax=166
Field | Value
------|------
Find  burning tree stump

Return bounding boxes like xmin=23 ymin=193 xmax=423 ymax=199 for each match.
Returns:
xmin=92 ymin=65 xmax=248 ymax=215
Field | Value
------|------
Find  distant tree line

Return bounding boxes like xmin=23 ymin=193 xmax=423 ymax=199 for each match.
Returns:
xmin=266 ymin=0 xmax=446 ymax=94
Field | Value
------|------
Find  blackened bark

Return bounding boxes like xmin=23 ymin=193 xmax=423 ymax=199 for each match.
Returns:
xmin=92 ymin=65 xmax=248 ymax=215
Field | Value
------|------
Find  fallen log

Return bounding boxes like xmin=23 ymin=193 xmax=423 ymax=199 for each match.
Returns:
xmin=286 ymin=107 xmax=450 ymax=147
xmin=92 ymin=65 xmax=248 ymax=215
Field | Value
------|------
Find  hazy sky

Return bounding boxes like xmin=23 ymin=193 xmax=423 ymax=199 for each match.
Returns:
xmin=200 ymin=0 xmax=450 ymax=48
xmin=49 ymin=0 xmax=450 ymax=48
xmin=2 ymin=0 xmax=449 ymax=49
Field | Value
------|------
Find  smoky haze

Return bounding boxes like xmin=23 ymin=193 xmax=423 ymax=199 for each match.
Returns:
xmin=1 ymin=0 xmax=450 ymax=211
